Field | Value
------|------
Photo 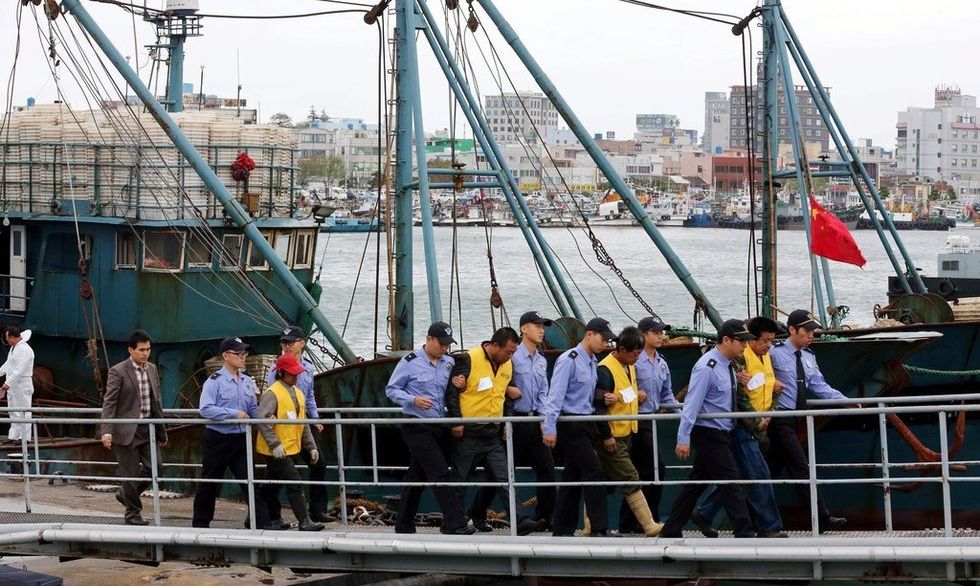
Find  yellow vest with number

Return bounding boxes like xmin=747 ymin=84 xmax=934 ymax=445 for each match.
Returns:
xmin=742 ymin=346 xmax=776 ymax=412
xmin=599 ymin=353 xmax=638 ymax=437
xmin=255 ymin=380 xmax=306 ymax=457
xmin=460 ymin=346 xmax=512 ymax=418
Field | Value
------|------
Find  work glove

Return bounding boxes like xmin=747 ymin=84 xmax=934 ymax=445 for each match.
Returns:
xmin=272 ymin=445 xmax=287 ymax=459
xmin=309 ymin=449 xmax=319 ymax=465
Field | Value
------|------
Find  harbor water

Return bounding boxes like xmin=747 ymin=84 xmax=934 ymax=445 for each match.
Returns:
xmin=317 ymin=225 xmax=965 ymax=357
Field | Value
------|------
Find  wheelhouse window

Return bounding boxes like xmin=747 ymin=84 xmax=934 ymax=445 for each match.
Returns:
xmin=942 ymin=260 xmax=960 ymax=272
xmin=115 ymin=232 xmax=137 ymax=269
xmin=273 ymin=232 xmax=292 ymax=263
xmin=219 ymin=234 xmax=244 ymax=269
xmin=293 ymin=230 xmax=314 ymax=268
xmin=143 ymin=231 xmax=184 ymax=272
xmin=44 ymin=233 xmax=94 ymax=272
xmin=246 ymin=231 xmax=273 ymax=270
xmin=187 ymin=233 xmax=214 ymax=268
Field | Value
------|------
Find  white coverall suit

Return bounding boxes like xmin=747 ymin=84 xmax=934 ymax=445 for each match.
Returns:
xmin=0 ymin=330 xmax=34 ymax=442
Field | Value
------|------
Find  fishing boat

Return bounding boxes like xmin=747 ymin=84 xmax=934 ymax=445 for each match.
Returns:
xmin=4 ymin=0 xmax=979 ymax=543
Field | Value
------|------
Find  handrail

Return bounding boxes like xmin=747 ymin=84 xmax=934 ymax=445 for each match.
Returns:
xmin=0 ymin=401 xmax=973 ymax=538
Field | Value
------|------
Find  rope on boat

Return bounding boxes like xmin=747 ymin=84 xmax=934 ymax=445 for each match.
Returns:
xmin=904 ymin=365 xmax=980 ymax=378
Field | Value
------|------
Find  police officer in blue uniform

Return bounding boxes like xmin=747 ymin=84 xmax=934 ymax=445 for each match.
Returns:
xmin=266 ymin=325 xmax=334 ymax=525
xmin=768 ymin=309 xmax=849 ymax=532
xmin=540 ymin=317 xmax=616 ymax=537
xmin=385 ymin=322 xmax=474 ymax=535
xmin=660 ymin=319 xmax=756 ymax=538
xmin=620 ymin=316 xmax=679 ymax=532
xmin=192 ymin=337 xmax=260 ymax=528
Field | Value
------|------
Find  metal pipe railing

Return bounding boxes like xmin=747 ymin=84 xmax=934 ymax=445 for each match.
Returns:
xmin=1 ymin=399 xmax=977 ymax=534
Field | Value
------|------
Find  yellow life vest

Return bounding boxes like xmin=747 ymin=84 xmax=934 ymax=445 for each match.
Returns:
xmin=460 ymin=345 xmax=513 ymax=418
xmin=742 ymin=346 xmax=776 ymax=412
xmin=599 ymin=353 xmax=638 ymax=437
xmin=255 ymin=380 xmax=306 ymax=457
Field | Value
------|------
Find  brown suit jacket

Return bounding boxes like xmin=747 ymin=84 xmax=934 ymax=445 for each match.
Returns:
xmin=101 ymin=359 xmax=167 ymax=446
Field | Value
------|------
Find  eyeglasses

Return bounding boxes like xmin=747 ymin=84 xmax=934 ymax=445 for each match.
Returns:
xmin=280 ymin=340 xmax=297 ymax=346
xmin=225 ymin=350 xmax=249 ymax=358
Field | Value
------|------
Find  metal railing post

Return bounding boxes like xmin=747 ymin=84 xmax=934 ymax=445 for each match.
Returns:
xmin=334 ymin=412 xmax=348 ymax=525
xmin=651 ymin=419 xmax=660 ymax=483
xmin=32 ymin=422 xmax=40 ymax=483
xmin=370 ymin=423 xmax=379 ymax=485
xmin=805 ymin=415 xmax=819 ymax=537
xmin=20 ymin=433 xmax=30 ymax=513
xmin=938 ymin=412 xmax=952 ymax=537
xmin=505 ymin=421 xmax=518 ymax=537
xmin=244 ymin=425 xmax=257 ymax=532
xmin=148 ymin=423 xmax=162 ymax=527
xmin=877 ymin=410 xmax=893 ymax=531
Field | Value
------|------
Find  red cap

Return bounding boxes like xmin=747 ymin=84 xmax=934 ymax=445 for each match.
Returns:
xmin=276 ymin=354 xmax=305 ymax=376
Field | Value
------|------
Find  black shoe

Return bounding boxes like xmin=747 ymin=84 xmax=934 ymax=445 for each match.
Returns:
xmin=820 ymin=516 xmax=847 ymax=533
xmin=125 ymin=517 xmax=149 ymax=526
xmin=309 ymin=511 xmax=337 ymax=523
xmin=470 ymin=517 xmax=493 ymax=532
xmin=758 ymin=530 xmax=789 ymax=538
xmin=591 ymin=530 xmax=617 ymax=537
xmin=660 ymin=531 xmax=682 ymax=538
xmin=618 ymin=523 xmax=642 ymax=535
xmin=394 ymin=526 xmax=416 ymax=534
xmin=440 ymin=524 xmax=476 ymax=535
xmin=535 ymin=517 xmax=552 ymax=532
xmin=298 ymin=518 xmax=325 ymax=532
xmin=262 ymin=519 xmax=296 ymax=531
xmin=516 ymin=517 xmax=546 ymax=536
xmin=690 ymin=511 xmax=719 ymax=538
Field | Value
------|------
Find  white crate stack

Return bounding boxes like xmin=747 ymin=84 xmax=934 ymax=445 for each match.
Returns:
xmin=1 ymin=105 xmax=299 ymax=220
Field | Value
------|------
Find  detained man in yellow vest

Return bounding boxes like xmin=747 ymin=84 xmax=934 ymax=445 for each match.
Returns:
xmin=446 ymin=327 xmax=544 ymax=535
xmin=692 ymin=316 xmax=787 ymax=538
xmin=255 ymin=354 xmax=324 ymax=532
xmin=594 ymin=326 xmax=664 ymax=537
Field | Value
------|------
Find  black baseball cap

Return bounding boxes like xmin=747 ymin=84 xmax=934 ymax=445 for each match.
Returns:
xmin=585 ymin=317 xmax=616 ymax=341
xmin=638 ymin=316 xmax=671 ymax=333
xmin=719 ymin=319 xmax=756 ymax=342
xmin=280 ymin=325 xmax=307 ymax=342
xmin=427 ymin=321 xmax=457 ymax=345
xmin=219 ymin=336 xmax=251 ymax=353
xmin=519 ymin=311 xmax=553 ymax=327
xmin=787 ymin=309 xmax=821 ymax=331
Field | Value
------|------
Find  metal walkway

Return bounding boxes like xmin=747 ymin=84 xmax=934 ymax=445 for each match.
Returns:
xmin=2 ymin=521 xmax=980 ymax=581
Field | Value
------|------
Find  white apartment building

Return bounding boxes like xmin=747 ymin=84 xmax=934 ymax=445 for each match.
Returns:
xmin=703 ymin=91 xmax=730 ymax=154
xmin=896 ymin=86 xmax=980 ymax=183
xmin=484 ymin=91 xmax=559 ymax=144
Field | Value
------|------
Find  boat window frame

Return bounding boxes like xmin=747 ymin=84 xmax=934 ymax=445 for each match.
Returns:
xmin=246 ymin=230 xmax=273 ymax=271
xmin=114 ymin=231 xmax=138 ymax=270
xmin=218 ymin=234 xmax=245 ymax=270
xmin=293 ymin=229 xmax=315 ymax=269
xmin=186 ymin=232 xmax=215 ymax=270
xmin=272 ymin=230 xmax=292 ymax=264
xmin=142 ymin=230 xmax=186 ymax=273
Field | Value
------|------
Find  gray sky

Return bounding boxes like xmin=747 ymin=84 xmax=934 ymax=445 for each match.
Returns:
xmin=2 ymin=0 xmax=975 ymax=150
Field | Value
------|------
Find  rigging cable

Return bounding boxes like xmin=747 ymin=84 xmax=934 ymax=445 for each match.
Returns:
xmin=469 ymin=11 xmax=660 ymax=321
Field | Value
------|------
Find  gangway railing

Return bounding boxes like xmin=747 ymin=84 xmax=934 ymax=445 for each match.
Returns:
xmin=0 ymin=396 xmax=975 ymax=539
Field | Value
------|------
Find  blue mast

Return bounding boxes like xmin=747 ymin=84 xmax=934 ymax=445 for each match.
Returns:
xmin=146 ymin=6 xmax=202 ymax=113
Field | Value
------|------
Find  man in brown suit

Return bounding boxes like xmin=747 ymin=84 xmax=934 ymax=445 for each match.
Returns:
xmin=101 ymin=330 xmax=167 ymax=525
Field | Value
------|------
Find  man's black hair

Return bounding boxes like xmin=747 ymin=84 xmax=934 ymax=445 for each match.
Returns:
xmin=128 ymin=329 xmax=152 ymax=349
xmin=489 ymin=326 xmax=520 ymax=347
xmin=747 ymin=316 xmax=780 ymax=338
xmin=615 ymin=326 xmax=644 ymax=352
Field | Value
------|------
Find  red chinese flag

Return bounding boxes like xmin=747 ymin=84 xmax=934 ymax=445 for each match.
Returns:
xmin=809 ymin=196 xmax=867 ymax=268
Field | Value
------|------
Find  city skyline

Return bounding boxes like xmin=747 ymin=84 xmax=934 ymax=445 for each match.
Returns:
xmin=1 ymin=1 xmax=977 ymax=150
